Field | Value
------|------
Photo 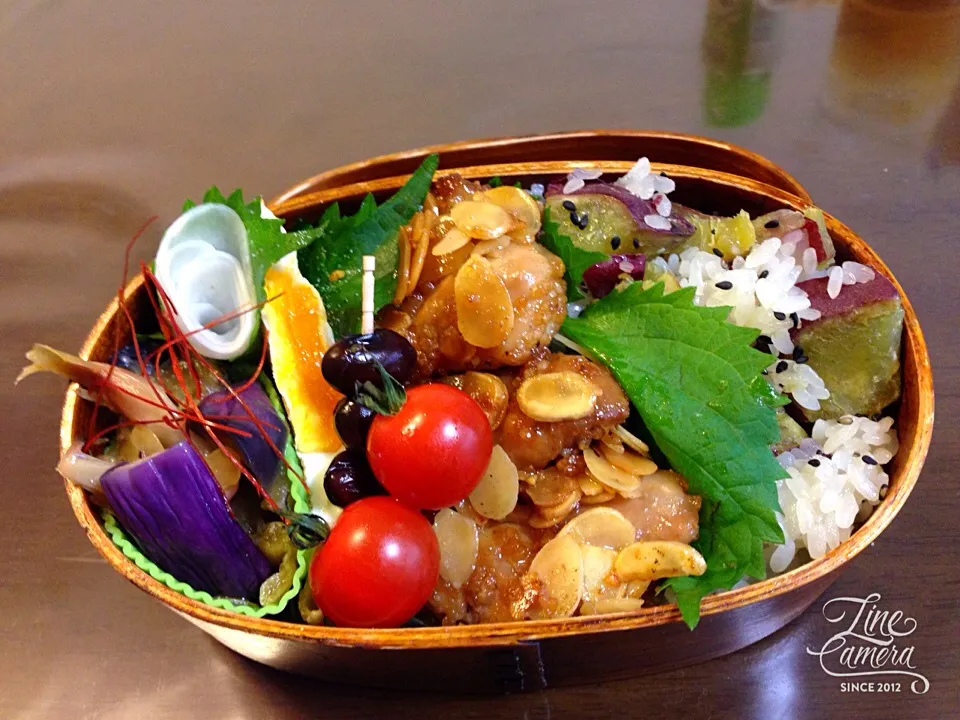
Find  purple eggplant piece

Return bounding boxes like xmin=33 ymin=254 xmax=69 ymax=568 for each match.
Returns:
xmin=199 ymin=382 xmax=287 ymax=502
xmin=101 ymin=442 xmax=272 ymax=600
xmin=545 ymin=181 xmax=695 ymax=235
xmin=582 ymin=254 xmax=647 ymax=299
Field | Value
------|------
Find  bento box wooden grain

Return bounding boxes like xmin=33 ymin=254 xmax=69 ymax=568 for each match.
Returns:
xmin=272 ymin=130 xmax=811 ymax=206
xmin=59 ymin=150 xmax=932 ymax=694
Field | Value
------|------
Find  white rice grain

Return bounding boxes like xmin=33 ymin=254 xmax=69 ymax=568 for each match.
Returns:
xmin=827 ymin=265 xmax=844 ymax=298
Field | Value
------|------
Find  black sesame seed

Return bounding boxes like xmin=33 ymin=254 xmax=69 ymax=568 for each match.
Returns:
xmin=562 ymin=200 xmax=576 ymax=212
xmin=790 ymin=312 xmax=799 ymax=328
xmin=715 ymin=280 xmax=733 ymax=290
xmin=712 ymin=247 xmax=724 ymax=258
xmin=775 ymin=360 xmax=788 ymax=373
xmin=764 ymin=219 xmax=780 ymax=229
xmin=773 ymin=311 xmax=786 ymax=321
xmin=711 ymin=228 xmax=717 ymax=235
xmin=795 ymin=355 xmax=809 ymax=364
xmin=808 ymin=458 xmax=821 ymax=467
xmin=610 ymin=236 xmax=621 ymax=250
xmin=758 ymin=270 xmax=770 ymax=279
xmin=863 ymin=455 xmax=878 ymax=465
xmin=578 ymin=213 xmax=589 ymax=230
xmin=632 ymin=238 xmax=640 ymax=249
xmin=569 ymin=211 xmax=580 ymax=225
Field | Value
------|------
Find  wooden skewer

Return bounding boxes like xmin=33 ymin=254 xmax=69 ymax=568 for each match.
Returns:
xmin=361 ymin=255 xmax=375 ymax=335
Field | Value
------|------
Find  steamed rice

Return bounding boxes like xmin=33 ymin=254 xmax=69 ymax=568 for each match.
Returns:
xmin=769 ymin=415 xmax=898 ymax=573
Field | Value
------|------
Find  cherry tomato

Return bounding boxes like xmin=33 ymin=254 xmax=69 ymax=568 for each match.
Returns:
xmin=309 ymin=496 xmax=439 ymax=628
xmin=366 ymin=384 xmax=493 ymax=509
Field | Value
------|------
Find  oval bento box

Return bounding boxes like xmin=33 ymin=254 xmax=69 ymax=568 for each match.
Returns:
xmin=59 ymin=142 xmax=932 ymax=694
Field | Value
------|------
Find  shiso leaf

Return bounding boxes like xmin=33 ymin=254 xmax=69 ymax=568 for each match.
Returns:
xmin=297 ymin=154 xmax=440 ymax=337
xmin=560 ymin=282 xmax=786 ymax=627
xmin=539 ymin=206 xmax=607 ymax=301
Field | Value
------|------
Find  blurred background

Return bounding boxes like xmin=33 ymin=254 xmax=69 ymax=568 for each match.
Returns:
xmin=2 ymin=1 xmax=958 ymax=718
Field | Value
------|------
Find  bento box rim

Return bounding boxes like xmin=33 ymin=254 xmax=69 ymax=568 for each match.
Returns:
xmin=60 ymin=161 xmax=933 ymax=649
xmin=270 ymin=129 xmax=811 ymax=207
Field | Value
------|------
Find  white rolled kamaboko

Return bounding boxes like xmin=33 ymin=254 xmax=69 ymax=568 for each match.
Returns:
xmin=155 ymin=203 xmax=258 ymax=360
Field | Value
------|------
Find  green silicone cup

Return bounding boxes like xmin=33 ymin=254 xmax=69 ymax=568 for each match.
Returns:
xmin=101 ymin=375 xmax=311 ymax=617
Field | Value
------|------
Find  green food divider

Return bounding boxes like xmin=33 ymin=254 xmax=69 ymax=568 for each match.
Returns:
xmin=102 ymin=374 xmax=311 ymax=617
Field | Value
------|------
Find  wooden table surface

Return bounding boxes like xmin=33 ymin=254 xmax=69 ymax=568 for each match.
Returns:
xmin=2 ymin=1 xmax=958 ymax=718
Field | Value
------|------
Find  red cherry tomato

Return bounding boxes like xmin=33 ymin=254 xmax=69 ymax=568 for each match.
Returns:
xmin=309 ymin=496 xmax=439 ymax=628
xmin=366 ymin=384 xmax=493 ymax=509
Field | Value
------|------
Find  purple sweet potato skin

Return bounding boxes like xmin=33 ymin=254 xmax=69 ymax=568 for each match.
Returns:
xmin=545 ymin=182 xmax=695 ymax=235
xmin=582 ymin=254 xmax=646 ymax=298
xmin=796 ymin=272 xmax=899 ymax=328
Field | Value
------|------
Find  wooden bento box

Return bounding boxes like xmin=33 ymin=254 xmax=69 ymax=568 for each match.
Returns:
xmin=60 ymin=133 xmax=932 ymax=693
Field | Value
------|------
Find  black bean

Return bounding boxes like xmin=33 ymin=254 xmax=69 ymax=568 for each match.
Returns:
xmin=569 ymin=211 xmax=580 ymax=225
xmin=715 ymin=280 xmax=733 ymax=290
xmin=808 ymin=458 xmax=821 ymax=467
xmin=795 ymin=355 xmax=809 ymax=364
xmin=773 ymin=311 xmax=786 ymax=321
xmin=775 ymin=360 xmax=788 ymax=373
xmin=632 ymin=238 xmax=640 ymax=249
xmin=793 ymin=345 xmax=805 ymax=360
xmin=578 ymin=213 xmax=589 ymax=230
xmin=765 ymin=219 xmax=780 ymax=229
xmin=712 ymin=247 xmax=724 ymax=258
xmin=562 ymin=200 xmax=576 ymax=212
xmin=790 ymin=312 xmax=799 ymax=328
xmin=863 ymin=455 xmax=878 ymax=465
xmin=758 ymin=270 xmax=770 ymax=279
xmin=610 ymin=236 xmax=621 ymax=250
xmin=321 ymin=329 xmax=417 ymax=395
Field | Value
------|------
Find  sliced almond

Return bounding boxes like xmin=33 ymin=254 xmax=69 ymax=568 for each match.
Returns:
xmin=616 ymin=484 xmax=646 ymax=500
xmin=479 ymin=186 xmax=542 ymax=233
xmin=431 ymin=227 xmax=471 ymax=256
xmin=524 ymin=471 xmax=580 ymax=507
xmin=582 ymin=597 xmax=645 ymax=616
xmin=582 ymin=446 xmax=642 ymax=494
xmin=614 ymin=425 xmax=650 ymax=455
xmin=454 ymin=255 xmax=515 ymax=348
xmin=469 ymin=445 xmax=519 ymax=520
xmin=580 ymin=545 xmax=618 ymax=604
xmin=471 ymin=236 xmax=512 ymax=257
xmin=433 ymin=509 xmax=480 ymax=589
xmin=578 ymin=475 xmax=606 ymax=497
xmin=442 ymin=372 xmax=509 ymax=430
xmin=600 ymin=442 xmax=658 ymax=476
xmin=600 ymin=432 xmax=625 ymax=454
xmin=450 ymin=200 xmax=514 ymax=240
xmin=615 ymin=541 xmax=707 ymax=582
xmin=517 ymin=372 xmax=598 ymax=422
xmin=582 ymin=489 xmax=617 ymax=505
xmin=527 ymin=535 xmax=583 ymax=619
xmin=534 ymin=490 xmax=580 ymax=522
xmin=558 ymin=507 xmax=636 ymax=550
